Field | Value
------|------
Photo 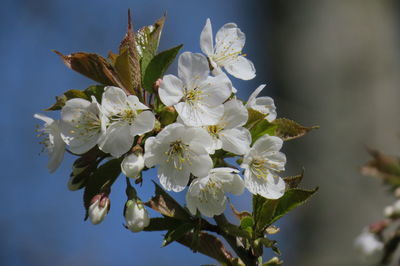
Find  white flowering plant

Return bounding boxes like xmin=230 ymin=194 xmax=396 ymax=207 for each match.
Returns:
xmin=35 ymin=11 xmax=318 ymax=265
xmin=355 ymin=149 xmax=400 ymax=265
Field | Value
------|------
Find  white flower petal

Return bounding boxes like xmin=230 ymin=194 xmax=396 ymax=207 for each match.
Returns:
xmin=131 ymin=111 xmax=155 ymax=136
xmin=127 ymin=95 xmax=149 ymax=110
xmin=144 ymin=137 xmax=159 ymax=168
xmin=101 ymin=86 xmax=127 ymax=116
xmin=175 ymin=102 xmax=224 ymax=127
xmin=159 ymin=75 xmax=184 ymax=106
xmin=266 ymin=152 xmax=287 ymax=172
xmin=225 ymin=56 xmax=256 ymax=80
xmin=253 ymin=135 xmax=283 ymax=154
xmin=99 ymin=122 xmax=134 ymax=158
xmin=220 ymin=127 xmax=251 ymax=155
xmin=244 ymin=170 xmax=285 ymax=199
xmin=182 ymin=127 xmax=214 ymax=153
xmin=200 ymin=18 xmax=214 ymax=56
xmin=187 ymin=144 xmax=213 ymax=178
xmin=178 ymin=52 xmax=209 ymax=87
xmin=199 ymin=74 xmax=231 ymax=106
xmin=211 ymin=168 xmax=244 ymax=195
xmin=221 ymin=99 xmax=248 ymax=128
xmin=215 ymin=23 xmax=245 ymax=56
xmin=158 ymin=164 xmax=191 ymax=192
xmin=247 ymin=84 xmax=266 ymax=107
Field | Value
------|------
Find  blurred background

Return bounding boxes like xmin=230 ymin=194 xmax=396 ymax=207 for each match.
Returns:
xmin=1 ymin=0 xmax=400 ymax=265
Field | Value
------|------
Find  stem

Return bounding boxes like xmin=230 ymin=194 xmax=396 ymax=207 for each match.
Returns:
xmin=214 ymin=214 xmax=259 ymax=266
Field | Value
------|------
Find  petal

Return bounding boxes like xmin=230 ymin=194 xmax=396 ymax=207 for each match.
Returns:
xmin=244 ymin=170 xmax=285 ymax=199
xmin=182 ymin=127 xmax=214 ymax=153
xmin=131 ymin=111 xmax=155 ymax=136
xmin=99 ymin=122 xmax=134 ymax=158
xmin=34 ymin=113 xmax=54 ymax=125
xmin=246 ymin=84 xmax=266 ymax=108
xmin=199 ymin=74 xmax=231 ymax=106
xmin=144 ymin=137 xmax=158 ymax=167
xmin=159 ymin=75 xmax=184 ymax=106
xmin=175 ymin=102 xmax=223 ymax=127
xmin=266 ymin=152 xmax=287 ymax=172
xmin=127 ymin=95 xmax=149 ymax=110
xmin=224 ymin=56 xmax=256 ymax=80
xmin=220 ymin=127 xmax=251 ymax=155
xmin=215 ymin=23 xmax=245 ymax=55
xmin=158 ymin=164 xmax=190 ymax=192
xmin=48 ymin=121 xmax=66 ymax=172
xmin=253 ymin=135 xmax=283 ymax=154
xmin=221 ymin=99 xmax=248 ymax=128
xmin=210 ymin=168 xmax=244 ymax=195
xmin=253 ymin=97 xmax=277 ymax=122
xmin=101 ymin=86 xmax=127 ymax=116
xmin=178 ymin=52 xmax=209 ymax=87
xmin=188 ymin=144 xmax=213 ymax=177
xmin=200 ymin=18 xmax=214 ymax=56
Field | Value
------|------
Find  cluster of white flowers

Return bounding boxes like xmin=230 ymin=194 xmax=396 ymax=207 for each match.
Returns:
xmin=35 ymin=19 xmax=285 ymax=226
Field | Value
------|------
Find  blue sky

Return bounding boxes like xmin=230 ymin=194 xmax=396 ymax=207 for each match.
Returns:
xmin=0 ymin=1 xmax=289 ymax=265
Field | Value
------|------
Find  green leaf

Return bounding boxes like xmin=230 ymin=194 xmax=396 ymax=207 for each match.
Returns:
xmin=262 ymin=257 xmax=283 ymax=266
xmin=163 ymin=222 xmax=193 ymax=247
xmin=245 ymin=109 xmax=268 ymax=128
xmin=273 ymin=118 xmax=319 ymax=141
xmin=250 ymin=120 xmax=277 ymax=143
xmin=53 ymin=51 xmax=124 ymax=89
xmin=143 ymin=217 xmax=182 ymax=231
xmin=136 ymin=15 xmax=166 ymax=79
xmin=45 ymin=85 xmax=105 ymax=111
xmin=83 ymin=159 xmax=121 ymax=219
xmin=143 ymin=44 xmax=183 ymax=92
xmin=254 ymin=188 xmax=318 ymax=234
xmin=145 ymin=182 xmax=191 ymax=220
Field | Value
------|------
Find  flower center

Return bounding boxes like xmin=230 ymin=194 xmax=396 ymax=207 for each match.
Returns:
xmin=184 ymin=89 xmax=202 ymax=105
xmin=165 ymin=140 xmax=192 ymax=170
xmin=70 ymin=110 xmax=102 ymax=137
xmin=206 ymin=125 xmax=223 ymax=138
xmin=199 ymin=180 xmax=221 ymax=203
xmin=250 ymin=157 xmax=269 ymax=180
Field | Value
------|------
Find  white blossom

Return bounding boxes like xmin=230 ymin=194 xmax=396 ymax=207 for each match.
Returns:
xmin=99 ymin=86 xmax=155 ymax=158
xmin=34 ymin=114 xmax=65 ymax=173
xmin=124 ymin=199 xmax=150 ymax=232
xmin=144 ymin=123 xmax=213 ymax=192
xmin=204 ymin=99 xmax=251 ymax=155
xmin=121 ymin=153 xmax=145 ymax=179
xmin=200 ymin=18 xmax=255 ymax=80
xmin=246 ymin=84 xmax=277 ymax=122
xmin=354 ymin=230 xmax=384 ymax=264
xmin=88 ymin=194 xmax=110 ymax=225
xmin=159 ymin=52 xmax=231 ymax=127
xmin=241 ymin=135 xmax=286 ymax=199
xmin=186 ymin=168 xmax=244 ymax=217
xmin=60 ymin=97 xmax=107 ymax=154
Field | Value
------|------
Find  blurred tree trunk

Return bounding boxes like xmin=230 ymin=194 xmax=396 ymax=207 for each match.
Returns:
xmin=250 ymin=1 xmax=400 ymax=265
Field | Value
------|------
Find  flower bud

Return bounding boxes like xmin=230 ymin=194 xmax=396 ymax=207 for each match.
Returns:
xmin=121 ymin=153 xmax=145 ymax=179
xmin=88 ymin=193 xmax=110 ymax=225
xmin=124 ymin=199 xmax=150 ymax=232
xmin=354 ymin=230 xmax=384 ymax=264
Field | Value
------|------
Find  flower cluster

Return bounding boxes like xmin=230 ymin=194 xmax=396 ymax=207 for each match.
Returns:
xmin=35 ymin=18 xmax=284 ymax=226
xmin=35 ymin=12 xmax=318 ymax=265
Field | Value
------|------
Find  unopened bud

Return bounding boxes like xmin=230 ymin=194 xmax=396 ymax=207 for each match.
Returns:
xmin=88 ymin=193 xmax=110 ymax=225
xmin=124 ymin=199 xmax=150 ymax=232
xmin=153 ymin=78 xmax=162 ymax=92
xmin=121 ymin=153 xmax=145 ymax=179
